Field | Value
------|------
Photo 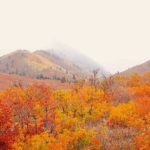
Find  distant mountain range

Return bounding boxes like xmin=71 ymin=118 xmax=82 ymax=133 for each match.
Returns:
xmin=0 ymin=49 xmax=105 ymax=81
xmin=1 ymin=48 xmax=150 ymax=81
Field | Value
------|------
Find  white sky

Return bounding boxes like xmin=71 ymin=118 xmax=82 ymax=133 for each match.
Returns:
xmin=0 ymin=0 xmax=150 ymax=73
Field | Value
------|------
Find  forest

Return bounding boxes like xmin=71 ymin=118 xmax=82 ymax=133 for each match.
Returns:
xmin=1 ymin=72 xmax=150 ymax=150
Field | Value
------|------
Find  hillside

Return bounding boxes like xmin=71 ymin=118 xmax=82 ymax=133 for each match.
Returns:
xmin=0 ymin=49 xmax=104 ymax=81
xmin=121 ymin=60 xmax=150 ymax=76
xmin=0 ymin=73 xmax=71 ymax=90
xmin=2 ymin=69 xmax=150 ymax=149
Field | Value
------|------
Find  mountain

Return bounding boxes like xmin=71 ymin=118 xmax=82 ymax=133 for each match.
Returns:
xmin=0 ymin=49 xmax=105 ymax=81
xmin=121 ymin=60 xmax=150 ymax=76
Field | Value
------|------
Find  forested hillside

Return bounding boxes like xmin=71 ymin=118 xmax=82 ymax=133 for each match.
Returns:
xmin=1 ymin=72 xmax=150 ymax=149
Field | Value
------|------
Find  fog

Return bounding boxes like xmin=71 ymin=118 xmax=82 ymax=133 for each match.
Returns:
xmin=0 ymin=0 xmax=150 ymax=73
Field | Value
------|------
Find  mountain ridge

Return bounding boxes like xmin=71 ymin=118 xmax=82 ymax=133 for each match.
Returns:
xmin=120 ymin=60 xmax=150 ymax=76
xmin=0 ymin=49 xmax=105 ymax=81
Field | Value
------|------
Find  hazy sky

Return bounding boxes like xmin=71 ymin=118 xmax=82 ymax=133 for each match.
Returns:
xmin=0 ymin=0 xmax=150 ymax=73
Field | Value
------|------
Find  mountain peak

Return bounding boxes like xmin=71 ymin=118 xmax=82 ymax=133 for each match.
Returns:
xmin=12 ymin=49 xmax=30 ymax=54
xmin=0 ymin=49 xmax=106 ymax=81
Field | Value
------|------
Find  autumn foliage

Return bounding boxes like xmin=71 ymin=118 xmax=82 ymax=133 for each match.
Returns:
xmin=1 ymin=73 xmax=150 ymax=149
